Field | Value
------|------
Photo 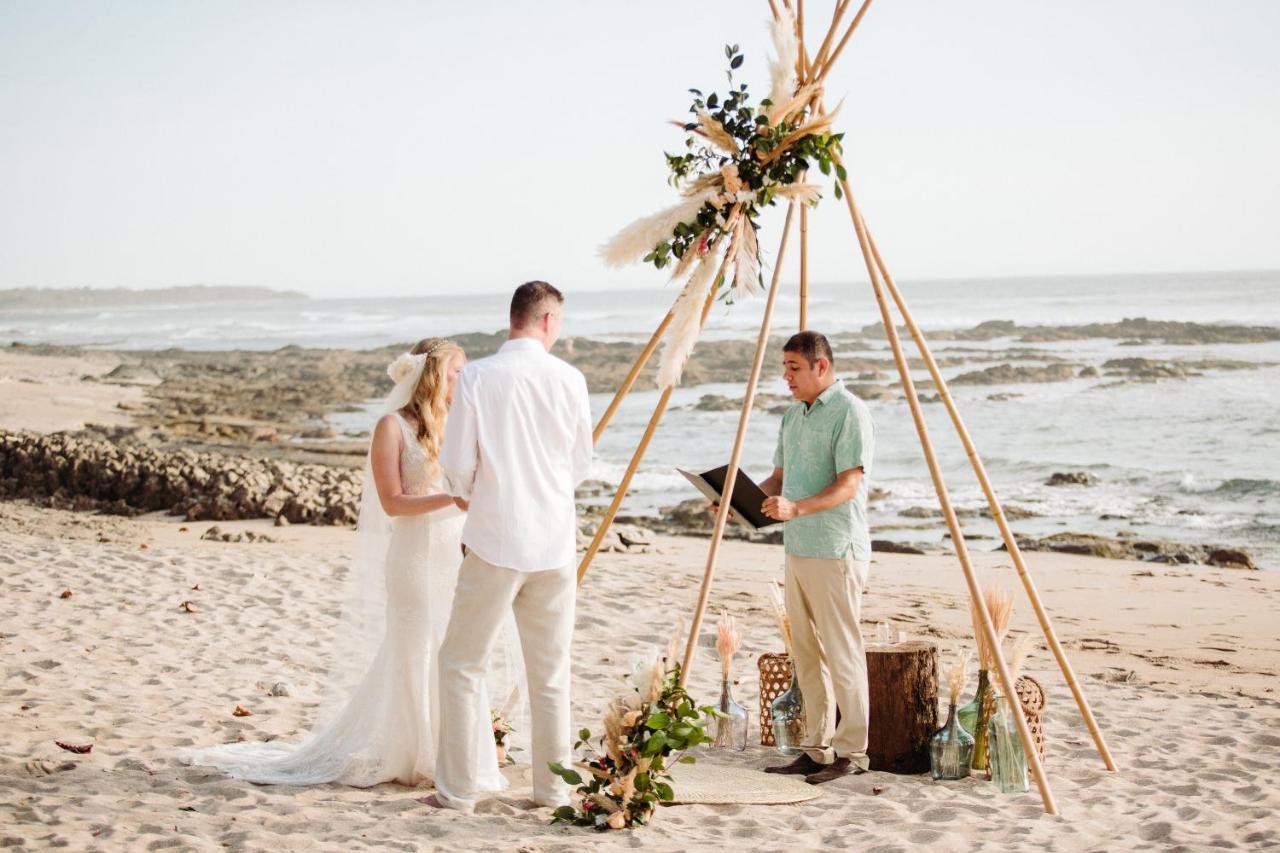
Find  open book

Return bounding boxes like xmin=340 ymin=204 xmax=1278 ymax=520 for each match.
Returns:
xmin=676 ymin=465 xmax=782 ymax=532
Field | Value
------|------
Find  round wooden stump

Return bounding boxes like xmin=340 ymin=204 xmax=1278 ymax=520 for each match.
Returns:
xmin=867 ymin=640 xmax=938 ymax=774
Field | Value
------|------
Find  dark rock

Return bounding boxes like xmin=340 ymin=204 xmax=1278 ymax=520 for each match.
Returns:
xmin=0 ymin=430 xmax=361 ymax=527
xmin=1046 ymin=471 xmax=1099 ymax=487
xmin=1206 ymin=548 xmax=1256 ymax=570
xmin=872 ymin=539 xmax=927 ymax=555
xmin=952 ymin=363 xmax=1079 ymax=385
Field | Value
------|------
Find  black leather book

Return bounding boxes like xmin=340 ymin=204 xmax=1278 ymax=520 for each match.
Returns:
xmin=676 ymin=465 xmax=781 ymax=531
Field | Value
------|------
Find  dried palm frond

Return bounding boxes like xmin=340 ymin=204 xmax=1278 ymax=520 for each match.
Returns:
xmin=680 ymin=172 xmax=724 ymax=198
xmin=760 ymin=99 xmax=843 ymax=166
xmin=730 ymin=218 xmax=762 ymax=299
xmin=603 ymin=701 xmax=624 ymax=764
xmin=971 ymin=584 xmax=1014 ymax=670
xmin=768 ymin=80 xmax=822 ymax=126
xmin=945 ymin=647 xmax=972 ymax=705
xmin=697 ymin=108 xmax=738 ymax=155
xmin=600 ymin=189 xmax=717 ymax=268
xmin=716 ymin=609 xmax=742 ymax=680
xmin=767 ymin=580 xmax=794 ymax=657
xmin=774 ymin=183 xmax=822 ymax=206
xmin=768 ymin=7 xmax=800 ymax=110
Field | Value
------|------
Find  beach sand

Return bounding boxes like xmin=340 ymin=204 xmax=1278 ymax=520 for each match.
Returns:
xmin=2 ymin=500 xmax=1277 ymax=852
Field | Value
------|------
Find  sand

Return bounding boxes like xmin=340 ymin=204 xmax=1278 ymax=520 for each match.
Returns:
xmin=0 ymin=350 xmax=146 ymax=434
xmin=2 ymin=500 xmax=1277 ymax=851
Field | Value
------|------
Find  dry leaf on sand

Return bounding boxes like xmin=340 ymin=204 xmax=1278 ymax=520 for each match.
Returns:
xmin=179 ymin=600 xmax=199 ymax=613
xmin=59 ymin=589 xmax=73 ymax=599
xmin=232 ymin=705 xmax=253 ymax=717
xmin=54 ymin=741 xmax=93 ymax=754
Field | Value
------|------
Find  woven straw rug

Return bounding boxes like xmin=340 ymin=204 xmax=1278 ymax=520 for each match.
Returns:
xmin=666 ymin=761 xmax=823 ymax=805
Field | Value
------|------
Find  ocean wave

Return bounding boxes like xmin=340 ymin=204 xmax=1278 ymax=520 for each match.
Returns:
xmin=1212 ymin=478 xmax=1280 ymax=497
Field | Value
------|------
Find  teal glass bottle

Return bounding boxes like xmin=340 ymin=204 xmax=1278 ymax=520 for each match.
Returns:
xmin=769 ymin=673 xmax=806 ymax=755
xmin=929 ymin=703 xmax=975 ymax=780
xmin=986 ymin=694 xmax=1029 ymax=793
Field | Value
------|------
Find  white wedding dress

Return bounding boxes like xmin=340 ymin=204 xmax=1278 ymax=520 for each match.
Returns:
xmin=179 ymin=413 xmax=517 ymax=789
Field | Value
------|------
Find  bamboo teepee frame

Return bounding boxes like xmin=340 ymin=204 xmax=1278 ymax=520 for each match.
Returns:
xmin=578 ymin=0 xmax=1116 ymax=815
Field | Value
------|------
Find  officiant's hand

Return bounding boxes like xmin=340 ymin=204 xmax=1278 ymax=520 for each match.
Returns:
xmin=452 ymin=496 xmax=470 ymax=512
xmin=762 ymin=496 xmax=799 ymax=521
xmin=708 ymin=502 xmax=737 ymax=523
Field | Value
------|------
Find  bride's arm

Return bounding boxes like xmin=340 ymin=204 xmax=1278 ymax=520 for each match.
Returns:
xmin=370 ymin=415 xmax=457 ymax=517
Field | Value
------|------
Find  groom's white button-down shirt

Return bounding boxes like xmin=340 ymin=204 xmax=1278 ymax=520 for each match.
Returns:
xmin=441 ymin=337 xmax=593 ymax=572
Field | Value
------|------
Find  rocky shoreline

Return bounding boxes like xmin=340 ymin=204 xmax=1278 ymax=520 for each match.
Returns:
xmin=0 ymin=430 xmax=1262 ymax=570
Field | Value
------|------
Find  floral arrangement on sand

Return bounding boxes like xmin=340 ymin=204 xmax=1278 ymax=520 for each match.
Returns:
xmin=491 ymin=708 xmax=514 ymax=763
xmin=600 ymin=11 xmax=843 ymax=389
xmin=550 ymin=631 xmax=720 ymax=831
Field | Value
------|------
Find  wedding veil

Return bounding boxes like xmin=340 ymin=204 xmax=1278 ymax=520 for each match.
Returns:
xmin=315 ymin=351 xmax=529 ymax=749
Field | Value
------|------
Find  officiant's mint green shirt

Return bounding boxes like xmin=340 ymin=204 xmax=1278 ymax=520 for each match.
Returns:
xmin=772 ymin=381 xmax=875 ymax=561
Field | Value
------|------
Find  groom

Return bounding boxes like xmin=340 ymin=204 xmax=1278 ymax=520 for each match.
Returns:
xmin=434 ymin=281 xmax=594 ymax=811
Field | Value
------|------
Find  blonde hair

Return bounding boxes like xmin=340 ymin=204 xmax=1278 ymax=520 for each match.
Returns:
xmin=399 ymin=337 xmax=464 ymax=476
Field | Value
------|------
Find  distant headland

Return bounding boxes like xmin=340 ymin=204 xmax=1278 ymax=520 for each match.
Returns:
xmin=0 ymin=285 xmax=309 ymax=310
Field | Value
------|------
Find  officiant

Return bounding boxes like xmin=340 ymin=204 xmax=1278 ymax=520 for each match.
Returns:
xmin=753 ymin=330 xmax=876 ymax=785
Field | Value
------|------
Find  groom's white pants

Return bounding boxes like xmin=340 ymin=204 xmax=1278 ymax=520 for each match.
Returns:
xmin=435 ymin=551 xmax=575 ymax=811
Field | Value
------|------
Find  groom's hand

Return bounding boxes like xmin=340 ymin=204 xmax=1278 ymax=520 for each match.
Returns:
xmin=452 ymin=496 xmax=470 ymax=511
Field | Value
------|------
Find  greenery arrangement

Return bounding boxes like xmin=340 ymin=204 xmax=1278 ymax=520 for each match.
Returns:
xmin=550 ymin=650 xmax=721 ymax=831
xmin=599 ymin=14 xmax=844 ymax=391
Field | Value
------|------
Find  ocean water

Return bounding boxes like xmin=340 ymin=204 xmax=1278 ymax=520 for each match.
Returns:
xmin=4 ymin=270 xmax=1279 ymax=567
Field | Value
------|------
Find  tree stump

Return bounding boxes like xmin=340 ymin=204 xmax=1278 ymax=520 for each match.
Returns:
xmin=867 ymin=640 xmax=938 ymax=774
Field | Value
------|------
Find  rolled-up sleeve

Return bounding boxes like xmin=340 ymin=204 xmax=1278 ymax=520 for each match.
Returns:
xmin=441 ymin=371 xmax=479 ymax=499
xmin=570 ymin=372 xmax=593 ymax=485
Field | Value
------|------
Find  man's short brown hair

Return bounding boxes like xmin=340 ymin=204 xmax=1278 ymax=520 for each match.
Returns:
xmin=783 ymin=330 xmax=834 ymax=367
xmin=509 ymin=280 xmax=564 ymax=328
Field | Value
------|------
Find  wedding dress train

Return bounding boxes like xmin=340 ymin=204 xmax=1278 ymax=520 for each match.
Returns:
xmin=179 ymin=413 xmax=516 ymax=789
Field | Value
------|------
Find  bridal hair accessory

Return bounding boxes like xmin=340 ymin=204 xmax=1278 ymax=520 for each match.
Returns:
xmin=386 ymin=339 xmax=454 ymax=384
xmin=387 ymin=353 xmax=427 ymax=384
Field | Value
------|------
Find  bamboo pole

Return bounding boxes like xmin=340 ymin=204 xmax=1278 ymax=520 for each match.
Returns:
xmin=592 ymin=310 xmax=673 ymax=444
xmin=834 ymin=170 xmax=1058 ymax=815
xmin=577 ymin=218 xmax=743 ymax=586
xmin=679 ymin=202 xmax=798 ymax=684
xmin=864 ymin=229 xmax=1118 ymax=772
xmin=809 ymin=0 xmax=851 ymax=77
xmin=815 ymin=0 xmax=876 ymax=85
xmin=799 ymin=204 xmax=810 ymax=330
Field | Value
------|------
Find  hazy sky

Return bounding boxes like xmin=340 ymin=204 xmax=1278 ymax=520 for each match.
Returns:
xmin=2 ymin=1 xmax=1278 ymax=297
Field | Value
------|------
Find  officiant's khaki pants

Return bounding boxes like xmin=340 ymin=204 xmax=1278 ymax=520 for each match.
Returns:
xmin=785 ymin=552 xmax=871 ymax=768
xmin=435 ymin=552 xmax=575 ymax=810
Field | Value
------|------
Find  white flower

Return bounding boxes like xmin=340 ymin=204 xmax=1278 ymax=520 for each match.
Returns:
xmin=387 ymin=352 xmax=425 ymax=383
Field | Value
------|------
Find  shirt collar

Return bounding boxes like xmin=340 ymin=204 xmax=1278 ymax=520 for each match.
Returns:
xmin=806 ymin=380 xmax=842 ymax=411
xmin=500 ymin=337 xmax=547 ymax=355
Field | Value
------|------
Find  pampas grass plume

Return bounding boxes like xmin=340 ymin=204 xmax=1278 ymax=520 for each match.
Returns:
xmin=972 ymin=584 xmax=1014 ymax=670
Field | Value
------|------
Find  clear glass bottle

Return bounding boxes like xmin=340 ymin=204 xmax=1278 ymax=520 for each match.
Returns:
xmin=957 ymin=669 xmax=994 ymax=769
xmin=929 ymin=703 xmax=975 ymax=780
xmin=769 ymin=672 xmax=806 ymax=755
xmin=986 ymin=694 xmax=1029 ymax=793
xmin=712 ymin=679 xmax=749 ymax=751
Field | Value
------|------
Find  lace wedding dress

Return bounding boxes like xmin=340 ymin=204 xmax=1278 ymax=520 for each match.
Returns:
xmin=179 ymin=413 xmax=513 ymax=789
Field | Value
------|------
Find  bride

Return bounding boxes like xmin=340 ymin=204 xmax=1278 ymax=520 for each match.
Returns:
xmin=180 ymin=338 xmax=522 ymax=789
